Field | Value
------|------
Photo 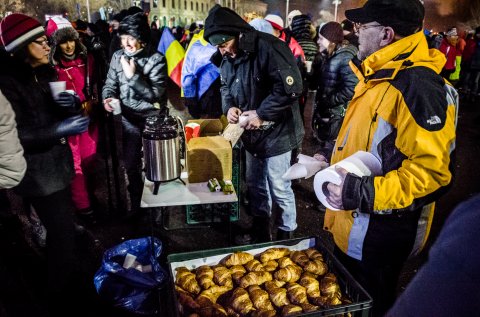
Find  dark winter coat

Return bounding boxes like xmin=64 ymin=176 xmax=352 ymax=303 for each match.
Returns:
xmin=102 ymin=48 xmax=168 ymax=125
xmin=0 ymin=60 xmax=74 ymax=197
xmin=205 ymin=5 xmax=305 ymax=158
xmin=314 ymin=44 xmax=358 ymax=112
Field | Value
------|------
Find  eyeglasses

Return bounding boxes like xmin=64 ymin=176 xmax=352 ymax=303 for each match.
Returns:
xmin=355 ymin=23 xmax=383 ymax=34
xmin=32 ymin=38 xmax=49 ymax=48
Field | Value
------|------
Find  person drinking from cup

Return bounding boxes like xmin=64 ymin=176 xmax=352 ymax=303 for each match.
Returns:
xmin=0 ymin=13 xmax=89 ymax=314
xmin=102 ymin=12 xmax=167 ymax=218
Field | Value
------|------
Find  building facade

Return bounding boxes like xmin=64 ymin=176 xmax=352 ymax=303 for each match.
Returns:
xmin=149 ymin=0 xmax=267 ymax=27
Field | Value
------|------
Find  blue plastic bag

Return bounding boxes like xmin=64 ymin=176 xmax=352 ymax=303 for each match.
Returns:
xmin=94 ymin=237 xmax=168 ymax=315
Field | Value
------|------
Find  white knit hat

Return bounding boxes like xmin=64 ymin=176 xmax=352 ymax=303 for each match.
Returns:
xmin=264 ymin=14 xmax=284 ymax=30
xmin=287 ymin=10 xmax=302 ymax=26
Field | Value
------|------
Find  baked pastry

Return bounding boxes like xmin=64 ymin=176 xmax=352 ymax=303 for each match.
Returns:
xmin=300 ymin=302 xmax=320 ymax=313
xmin=320 ymin=273 xmax=340 ymax=297
xmin=259 ymin=247 xmax=291 ymax=263
xmin=262 ymin=260 xmax=279 ymax=272
xmin=247 ymin=285 xmax=275 ymax=311
xmin=176 ymin=267 xmax=201 ymax=295
xmin=230 ymin=287 xmax=255 ymax=315
xmin=304 ymin=248 xmax=324 ymax=261
xmin=212 ymin=265 xmax=233 ymax=289
xmin=222 ymin=252 xmax=254 ymax=266
xmin=264 ymin=280 xmax=286 ymax=293
xmin=239 ymin=271 xmax=272 ymax=288
xmin=286 ymin=282 xmax=308 ymax=304
xmin=290 ymin=251 xmax=309 ymax=267
xmin=245 ymin=259 xmax=265 ymax=272
xmin=299 ymin=272 xmax=321 ymax=298
xmin=278 ymin=256 xmax=295 ymax=268
xmin=274 ymin=264 xmax=302 ymax=282
xmin=250 ymin=310 xmax=277 ymax=317
xmin=303 ymin=259 xmax=328 ymax=276
xmin=196 ymin=265 xmax=216 ymax=290
xmin=281 ymin=304 xmax=303 ymax=316
xmin=175 ymin=285 xmax=200 ymax=311
xmin=196 ymin=285 xmax=231 ymax=306
xmin=268 ymin=287 xmax=290 ymax=308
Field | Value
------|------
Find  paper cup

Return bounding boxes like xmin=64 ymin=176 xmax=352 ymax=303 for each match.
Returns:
xmin=313 ymin=151 xmax=382 ymax=211
xmin=305 ymin=61 xmax=313 ymax=73
xmin=110 ymin=99 xmax=122 ymax=115
xmin=49 ymin=81 xmax=66 ymax=99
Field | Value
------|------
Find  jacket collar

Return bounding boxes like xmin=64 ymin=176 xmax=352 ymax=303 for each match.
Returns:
xmin=351 ymin=31 xmax=446 ymax=83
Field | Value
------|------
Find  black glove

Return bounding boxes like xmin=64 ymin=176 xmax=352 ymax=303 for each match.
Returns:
xmin=54 ymin=115 xmax=90 ymax=138
xmin=56 ymin=92 xmax=82 ymax=115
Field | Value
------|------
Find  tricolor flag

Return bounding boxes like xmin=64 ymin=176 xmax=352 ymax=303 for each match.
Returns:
xmin=158 ymin=27 xmax=185 ymax=87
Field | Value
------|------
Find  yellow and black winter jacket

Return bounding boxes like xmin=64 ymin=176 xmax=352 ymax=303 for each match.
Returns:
xmin=324 ymin=31 xmax=458 ymax=261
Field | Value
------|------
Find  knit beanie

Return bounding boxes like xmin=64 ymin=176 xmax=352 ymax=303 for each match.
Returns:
xmin=0 ymin=13 xmax=45 ymax=53
xmin=287 ymin=10 xmax=302 ymax=24
xmin=319 ymin=21 xmax=344 ymax=44
xmin=118 ymin=12 xmax=151 ymax=44
xmin=264 ymin=14 xmax=284 ymax=31
xmin=46 ymin=17 xmax=86 ymax=65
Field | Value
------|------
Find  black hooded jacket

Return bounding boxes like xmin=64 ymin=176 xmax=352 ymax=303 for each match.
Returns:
xmin=205 ymin=5 xmax=305 ymax=158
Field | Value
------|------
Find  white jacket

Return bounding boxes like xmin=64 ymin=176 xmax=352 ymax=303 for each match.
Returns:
xmin=0 ymin=90 xmax=26 ymax=188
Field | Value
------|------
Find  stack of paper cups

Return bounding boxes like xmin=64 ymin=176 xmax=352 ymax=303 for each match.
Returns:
xmin=313 ymin=151 xmax=382 ymax=211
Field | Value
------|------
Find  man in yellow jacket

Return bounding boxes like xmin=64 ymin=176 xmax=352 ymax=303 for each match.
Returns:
xmin=319 ymin=0 xmax=458 ymax=315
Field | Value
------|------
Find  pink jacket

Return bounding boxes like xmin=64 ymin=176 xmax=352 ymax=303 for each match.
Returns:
xmin=439 ymin=39 xmax=457 ymax=70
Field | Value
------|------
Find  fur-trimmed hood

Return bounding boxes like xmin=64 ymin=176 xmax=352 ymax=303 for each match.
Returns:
xmin=48 ymin=27 xmax=87 ymax=65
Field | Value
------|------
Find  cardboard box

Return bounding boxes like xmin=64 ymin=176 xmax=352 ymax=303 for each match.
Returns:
xmin=186 ymin=119 xmax=233 ymax=183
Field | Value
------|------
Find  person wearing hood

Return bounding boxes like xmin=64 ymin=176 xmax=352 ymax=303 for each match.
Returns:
xmin=102 ymin=12 xmax=167 ymax=217
xmin=47 ymin=16 xmax=99 ymax=224
xmin=204 ymin=5 xmax=305 ymax=243
xmin=314 ymin=0 xmax=458 ymax=315
xmin=0 ymin=13 xmax=89 ymax=313
xmin=311 ymin=21 xmax=358 ymax=160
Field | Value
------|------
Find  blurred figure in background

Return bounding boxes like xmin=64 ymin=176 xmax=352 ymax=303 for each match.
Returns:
xmin=311 ymin=22 xmax=358 ymax=161
xmin=439 ymin=27 xmax=458 ymax=79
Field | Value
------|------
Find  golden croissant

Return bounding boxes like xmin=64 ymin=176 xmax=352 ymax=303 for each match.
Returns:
xmin=274 ymin=264 xmax=302 ymax=282
xmin=245 ymin=259 xmax=265 ymax=272
xmin=197 ymin=285 xmax=231 ymax=306
xmin=176 ymin=267 xmax=201 ymax=295
xmin=248 ymin=285 xmax=275 ymax=311
xmin=281 ymin=304 xmax=302 ymax=316
xmin=262 ymin=260 xmax=279 ymax=272
xmin=222 ymin=252 xmax=254 ymax=266
xmin=277 ymin=256 xmax=294 ymax=268
xmin=230 ymin=287 xmax=255 ymax=315
xmin=320 ymin=273 xmax=340 ymax=297
xmin=264 ymin=280 xmax=286 ymax=293
xmin=309 ymin=295 xmax=329 ymax=307
xmin=259 ymin=247 xmax=291 ymax=263
xmin=239 ymin=271 xmax=272 ymax=288
xmin=212 ymin=265 xmax=233 ymax=289
xmin=268 ymin=286 xmax=290 ymax=308
xmin=290 ymin=250 xmax=309 ymax=267
xmin=195 ymin=265 xmax=216 ymax=290
xmin=175 ymin=285 xmax=200 ymax=311
xmin=286 ymin=282 xmax=308 ymax=304
xmin=229 ymin=265 xmax=246 ymax=275
xmin=304 ymin=248 xmax=324 ymax=261
xmin=299 ymin=272 xmax=321 ymax=298
xmin=303 ymin=259 xmax=328 ymax=276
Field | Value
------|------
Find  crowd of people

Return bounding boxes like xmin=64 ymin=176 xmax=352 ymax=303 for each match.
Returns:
xmin=0 ymin=0 xmax=479 ymax=315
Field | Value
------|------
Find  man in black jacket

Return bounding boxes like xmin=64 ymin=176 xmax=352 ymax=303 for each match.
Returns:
xmin=204 ymin=5 xmax=305 ymax=243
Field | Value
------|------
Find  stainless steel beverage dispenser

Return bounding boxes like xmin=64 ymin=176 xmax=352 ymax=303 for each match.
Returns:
xmin=143 ymin=115 xmax=185 ymax=195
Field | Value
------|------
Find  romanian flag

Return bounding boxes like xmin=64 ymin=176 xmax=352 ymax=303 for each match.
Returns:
xmin=158 ymin=27 xmax=185 ymax=87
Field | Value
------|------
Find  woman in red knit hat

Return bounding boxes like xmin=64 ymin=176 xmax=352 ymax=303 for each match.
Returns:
xmin=0 ymin=13 xmax=89 ymax=314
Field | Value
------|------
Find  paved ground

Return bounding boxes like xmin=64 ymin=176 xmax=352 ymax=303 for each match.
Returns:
xmin=0 ymin=82 xmax=479 ymax=317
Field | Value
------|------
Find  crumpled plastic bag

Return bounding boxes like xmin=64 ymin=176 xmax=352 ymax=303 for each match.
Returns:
xmin=93 ymin=237 xmax=168 ymax=315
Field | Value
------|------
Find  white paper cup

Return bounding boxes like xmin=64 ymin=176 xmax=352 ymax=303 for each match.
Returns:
xmin=313 ymin=151 xmax=382 ymax=211
xmin=305 ymin=60 xmax=313 ymax=73
xmin=49 ymin=81 xmax=66 ymax=99
xmin=110 ymin=99 xmax=122 ymax=115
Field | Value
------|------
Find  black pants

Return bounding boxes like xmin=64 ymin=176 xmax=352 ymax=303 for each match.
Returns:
xmin=27 ymin=187 xmax=76 ymax=309
xmin=121 ymin=116 xmax=144 ymax=213
xmin=334 ymin=246 xmax=405 ymax=317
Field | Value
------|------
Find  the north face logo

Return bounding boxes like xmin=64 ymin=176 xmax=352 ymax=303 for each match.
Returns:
xmin=427 ymin=115 xmax=441 ymax=125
